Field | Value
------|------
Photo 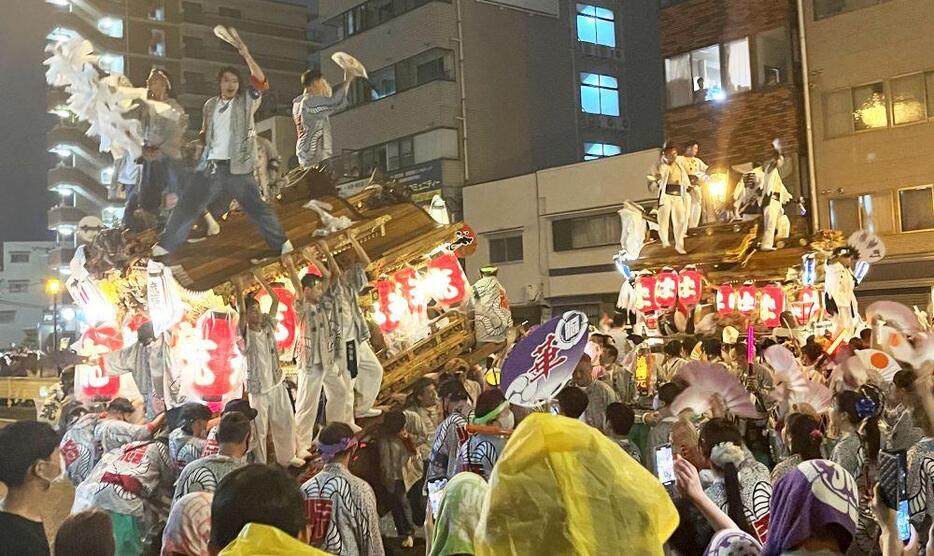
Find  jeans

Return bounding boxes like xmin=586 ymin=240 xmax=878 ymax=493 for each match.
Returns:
xmin=123 ymin=158 xmax=179 ymax=228
xmin=159 ymin=162 xmax=287 ymax=252
xmin=387 ymin=479 xmax=415 ymax=537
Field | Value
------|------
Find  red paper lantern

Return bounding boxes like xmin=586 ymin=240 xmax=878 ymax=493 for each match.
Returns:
xmin=759 ymin=284 xmax=785 ymax=328
xmin=793 ymin=286 xmax=820 ymax=325
xmin=393 ymin=267 xmax=421 ymax=313
xmin=257 ymin=286 xmax=298 ymax=351
xmin=636 ymin=275 xmax=657 ymax=312
xmin=76 ymin=325 xmax=123 ymax=401
xmin=425 ymin=253 xmax=468 ymax=307
xmin=454 ymin=225 xmax=477 ymax=258
xmin=716 ymin=284 xmax=736 ymax=316
xmin=737 ymin=282 xmax=757 ymax=315
xmin=373 ymin=279 xmax=400 ymax=333
xmin=195 ymin=311 xmax=244 ymax=402
xmin=678 ymin=268 xmax=703 ymax=308
xmin=654 ymin=268 xmax=678 ymax=310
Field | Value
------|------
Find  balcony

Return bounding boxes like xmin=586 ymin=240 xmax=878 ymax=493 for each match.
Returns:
xmin=181 ymin=12 xmax=308 ymax=42
xmin=48 ymin=246 xmax=77 ymax=270
xmin=47 ymin=88 xmax=70 ymax=116
xmin=48 ymin=205 xmax=86 ymax=231
xmin=48 ymin=167 xmax=108 ymax=204
xmin=47 ymin=125 xmax=105 ymax=161
xmin=52 ymin=10 xmax=124 ymax=53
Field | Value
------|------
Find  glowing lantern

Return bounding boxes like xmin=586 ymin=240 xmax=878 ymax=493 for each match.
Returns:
xmin=372 ymin=278 xmax=401 ymax=333
xmin=634 ymin=354 xmax=650 ymax=391
xmin=193 ymin=311 xmax=244 ymax=403
xmin=393 ymin=267 xmax=421 ymax=313
xmin=257 ymin=286 xmax=298 ymax=352
xmin=716 ymin=284 xmax=736 ymax=316
xmin=759 ymin=284 xmax=785 ymax=328
xmin=737 ymin=282 xmax=757 ymax=315
xmin=121 ymin=313 xmax=150 ymax=347
xmin=635 ymin=275 xmax=657 ymax=312
xmin=75 ymin=325 xmax=123 ymax=402
xmin=793 ymin=286 xmax=820 ymax=325
xmin=678 ymin=267 xmax=703 ymax=308
xmin=424 ymin=253 xmax=468 ymax=307
xmin=654 ymin=268 xmax=678 ymax=310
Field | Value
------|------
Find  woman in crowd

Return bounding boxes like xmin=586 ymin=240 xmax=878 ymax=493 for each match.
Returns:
xmin=771 ymin=412 xmax=824 ymax=484
xmin=54 ymin=510 xmax=115 ymax=556
xmin=429 ymin=472 xmax=489 ymax=556
xmin=161 ymin=491 xmax=212 ymax=556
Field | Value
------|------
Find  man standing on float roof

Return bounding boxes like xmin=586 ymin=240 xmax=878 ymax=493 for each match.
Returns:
xmin=292 ymin=68 xmax=357 ymax=170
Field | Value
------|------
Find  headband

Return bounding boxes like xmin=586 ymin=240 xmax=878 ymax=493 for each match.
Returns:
xmin=318 ymin=437 xmax=358 ymax=462
xmin=149 ymin=68 xmax=172 ymax=90
xmin=472 ymin=400 xmax=509 ymax=426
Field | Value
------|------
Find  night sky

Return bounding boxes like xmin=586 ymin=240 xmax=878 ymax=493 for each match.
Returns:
xmin=0 ymin=1 xmax=56 ymax=243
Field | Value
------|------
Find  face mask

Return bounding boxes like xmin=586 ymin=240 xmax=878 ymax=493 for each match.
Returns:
xmin=499 ymin=410 xmax=515 ymax=431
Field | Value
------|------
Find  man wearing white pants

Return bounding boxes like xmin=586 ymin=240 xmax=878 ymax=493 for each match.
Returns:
xmin=236 ymin=272 xmax=303 ymax=467
xmin=759 ymin=153 xmax=791 ymax=251
xmin=318 ymin=233 xmax=384 ymax=419
xmin=677 ymin=140 xmax=708 ymax=228
xmin=652 ymin=144 xmax=690 ymax=254
xmin=285 ymin=252 xmax=356 ymax=451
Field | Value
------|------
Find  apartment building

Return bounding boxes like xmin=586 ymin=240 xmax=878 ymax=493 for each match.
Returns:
xmin=802 ymin=0 xmax=934 ymax=306
xmin=314 ymin=0 xmax=663 ymax=217
xmin=0 ymin=242 xmax=57 ymax=348
xmin=44 ymin=0 xmax=315 ymax=274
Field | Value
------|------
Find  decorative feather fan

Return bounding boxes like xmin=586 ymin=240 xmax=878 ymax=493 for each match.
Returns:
xmin=331 ymin=52 xmax=368 ymax=79
xmin=764 ymin=345 xmax=807 ymax=402
xmin=866 ymin=301 xmax=921 ymax=334
xmin=670 ymin=361 xmax=760 ymax=419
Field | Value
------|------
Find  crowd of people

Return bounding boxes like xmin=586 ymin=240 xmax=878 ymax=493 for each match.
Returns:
xmin=2 ymin=297 xmax=933 ymax=556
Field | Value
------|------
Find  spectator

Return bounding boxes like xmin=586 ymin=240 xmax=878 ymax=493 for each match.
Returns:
xmin=210 ymin=465 xmax=323 ymax=555
xmin=605 ymin=402 xmax=641 ymax=462
xmin=0 ymin=421 xmax=60 ymax=556
xmin=572 ymin=354 xmax=618 ymax=430
xmin=174 ymin=412 xmax=251 ymax=501
xmin=403 ymin=377 xmax=439 ymax=527
xmin=457 ymin=389 xmax=513 ymax=481
xmin=299 ymin=423 xmax=383 ymax=555
xmin=54 ymin=509 xmax=115 ymax=556
xmin=426 ymin=380 xmax=473 ymax=487
xmin=644 ymin=381 xmax=686 ymax=472
xmin=162 ymin=492 xmax=212 ymax=556
xmin=169 ymin=403 xmax=212 ymax=471
xmin=429 ymin=472 xmax=489 ymax=556
xmin=555 ymin=386 xmax=589 ymax=420
xmin=771 ymin=413 xmax=822 ymax=484
xmin=375 ymin=410 xmax=420 ymax=549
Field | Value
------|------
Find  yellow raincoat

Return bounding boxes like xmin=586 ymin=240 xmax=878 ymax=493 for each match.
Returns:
xmin=218 ymin=523 xmax=328 ymax=556
xmin=475 ymin=413 xmax=679 ymax=555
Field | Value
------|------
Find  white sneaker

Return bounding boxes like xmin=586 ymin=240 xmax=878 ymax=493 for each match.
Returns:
xmin=151 ymin=245 xmax=169 ymax=257
xmin=204 ymin=213 xmax=220 ymax=236
xmin=349 ymin=422 xmax=362 ymax=433
xmin=355 ymin=408 xmax=382 ymax=419
xmin=281 ymin=240 xmax=294 ymax=255
xmin=401 ymin=536 xmax=414 ymax=549
xmin=288 ymin=456 xmax=306 ymax=468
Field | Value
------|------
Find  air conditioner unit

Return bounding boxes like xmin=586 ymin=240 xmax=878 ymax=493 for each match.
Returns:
xmin=579 ymin=42 xmax=597 ymax=57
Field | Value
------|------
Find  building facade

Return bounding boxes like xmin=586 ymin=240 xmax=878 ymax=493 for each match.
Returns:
xmin=660 ymin=0 xmax=807 ymax=202
xmin=44 ymin=0 xmax=315 ymax=274
xmin=314 ymin=0 xmax=663 ymax=217
xmin=462 ymin=149 xmax=659 ymax=321
xmin=0 ymin=242 xmax=56 ymax=348
xmin=802 ymin=0 xmax=934 ymax=306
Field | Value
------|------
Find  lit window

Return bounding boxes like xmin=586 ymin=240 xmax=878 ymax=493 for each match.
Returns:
xmin=829 ymin=193 xmax=895 ymax=236
xmin=98 ymin=53 xmax=125 ymax=74
xmin=756 ymin=27 xmax=790 ymax=87
xmin=723 ymin=38 xmax=751 ymax=93
xmin=47 ymin=26 xmax=78 ymax=42
xmin=899 ymin=185 xmax=934 ymax=232
xmin=97 ymin=16 xmax=123 ymax=38
xmin=890 ymin=73 xmax=926 ymax=125
xmin=576 ymin=4 xmax=616 ymax=48
xmin=665 ymin=44 xmax=725 ymax=107
xmin=489 ymin=235 xmax=524 ymax=263
xmin=8 ymin=281 xmax=29 ymax=294
xmin=852 ymin=82 xmax=888 ymax=131
xmin=149 ymin=29 xmax=166 ymax=57
xmin=583 ymin=143 xmax=621 ymax=160
xmin=100 ymin=167 xmax=114 ymax=184
xmin=926 ymin=72 xmax=934 ymax=118
xmin=148 ymin=0 xmax=165 ymax=21
xmin=824 ymin=89 xmax=853 ymax=138
xmin=9 ymin=252 xmax=29 ymax=263
xmin=580 ymin=73 xmax=619 ymax=116
xmin=553 ymin=213 xmax=621 ymax=251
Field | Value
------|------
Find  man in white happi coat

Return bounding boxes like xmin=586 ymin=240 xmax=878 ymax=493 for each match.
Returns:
xmin=758 ymin=149 xmax=792 ymax=251
xmin=650 ymin=144 xmax=690 ymax=254
xmin=677 ymin=140 xmax=708 ymax=228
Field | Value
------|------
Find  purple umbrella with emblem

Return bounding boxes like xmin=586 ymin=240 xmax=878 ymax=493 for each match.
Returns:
xmin=501 ymin=311 xmax=589 ymax=407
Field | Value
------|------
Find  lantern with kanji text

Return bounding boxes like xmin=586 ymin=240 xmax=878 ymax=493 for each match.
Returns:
xmin=257 ymin=286 xmax=298 ymax=352
xmin=716 ymin=284 xmax=736 ymax=316
xmin=792 ymin=286 xmax=820 ymax=325
xmin=678 ymin=267 xmax=703 ymax=308
xmin=193 ymin=311 xmax=245 ymax=402
xmin=424 ymin=253 xmax=468 ymax=307
xmin=75 ymin=325 xmax=123 ymax=402
xmin=737 ymin=282 xmax=757 ymax=316
xmin=759 ymin=284 xmax=785 ymax=328
xmin=654 ymin=268 xmax=678 ymax=310
xmin=635 ymin=275 xmax=657 ymax=313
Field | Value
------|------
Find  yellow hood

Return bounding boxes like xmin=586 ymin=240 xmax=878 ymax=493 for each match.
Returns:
xmin=475 ymin=413 xmax=678 ymax=555
xmin=218 ymin=523 xmax=328 ymax=556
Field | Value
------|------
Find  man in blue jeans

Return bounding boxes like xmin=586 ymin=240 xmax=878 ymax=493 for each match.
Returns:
xmin=152 ymin=36 xmax=292 ymax=259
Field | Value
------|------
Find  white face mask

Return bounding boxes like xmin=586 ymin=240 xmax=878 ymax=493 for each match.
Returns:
xmin=498 ymin=410 xmax=515 ymax=431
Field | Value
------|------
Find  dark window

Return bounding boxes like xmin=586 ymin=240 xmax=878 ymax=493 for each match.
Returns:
xmin=184 ymin=37 xmax=204 ymax=58
xmin=416 ymin=58 xmax=445 ymax=84
xmin=9 ymin=252 xmax=29 ymax=263
xmin=552 ymin=213 xmax=621 ymax=251
xmin=182 ymin=1 xmax=203 ymax=23
xmin=8 ymin=280 xmax=29 ymax=293
xmin=0 ymin=310 xmax=15 ymax=323
xmin=218 ymin=7 xmax=241 ymax=18
xmin=489 ymin=235 xmax=523 ymax=263
xmin=814 ymin=0 xmax=883 ymax=20
xmin=899 ymin=186 xmax=934 ymax=232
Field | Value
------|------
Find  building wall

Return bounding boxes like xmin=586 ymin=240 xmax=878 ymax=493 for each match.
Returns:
xmin=463 ymin=149 xmax=659 ymax=312
xmin=0 ymin=243 xmax=55 ymax=348
xmin=803 ymin=0 xmax=934 ymax=299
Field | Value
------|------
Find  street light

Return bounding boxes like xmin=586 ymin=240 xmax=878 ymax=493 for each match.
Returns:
xmin=46 ymin=278 xmax=62 ymax=353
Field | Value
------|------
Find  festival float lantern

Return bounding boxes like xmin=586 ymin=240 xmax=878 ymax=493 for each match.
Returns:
xmin=372 ymin=278 xmax=402 ymax=333
xmin=191 ymin=311 xmax=244 ymax=406
xmin=636 ymin=275 xmax=657 ymax=313
xmin=654 ymin=267 xmax=678 ymax=310
xmin=759 ymin=284 xmax=785 ymax=328
xmin=716 ymin=284 xmax=736 ymax=316
xmin=256 ymin=285 xmax=298 ymax=352
xmin=737 ymin=282 xmax=757 ymax=316
xmin=801 ymin=253 xmax=817 ymax=286
xmin=634 ymin=354 xmax=651 ymax=394
xmin=678 ymin=266 xmax=703 ymax=308
xmin=423 ymin=253 xmax=468 ymax=308
xmin=792 ymin=286 xmax=820 ymax=325
xmin=75 ymin=325 xmax=123 ymax=402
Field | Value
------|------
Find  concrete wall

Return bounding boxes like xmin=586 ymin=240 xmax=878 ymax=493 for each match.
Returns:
xmin=463 ymin=148 xmax=659 ymax=306
xmin=803 ymin=0 xmax=934 ymax=295
xmin=0 ymin=243 xmax=55 ymax=348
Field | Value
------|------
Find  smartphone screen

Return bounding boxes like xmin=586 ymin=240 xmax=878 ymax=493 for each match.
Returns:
xmin=427 ymin=479 xmax=446 ymax=518
xmin=656 ymin=443 xmax=675 ymax=486
xmin=897 ymin=499 xmax=911 ymax=543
